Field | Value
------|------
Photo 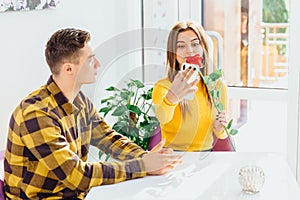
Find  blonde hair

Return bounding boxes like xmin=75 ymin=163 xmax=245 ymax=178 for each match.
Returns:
xmin=166 ymin=21 xmax=211 ymax=118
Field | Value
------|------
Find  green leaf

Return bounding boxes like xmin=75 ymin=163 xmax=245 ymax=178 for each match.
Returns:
xmin=140 ymin=120 xmax=150 ymax=127
xmin=128 ymin=126 xmax=140 ymax=138
xmin=209 ymin=69 xmax=222 ymax=81
xmin=112 ymin=105 xmax=128 ymax=116
xmin=141 ymin=93 xmax=147 ymax=99
xmin=210 ymin=90 xmax=220 ymax=99
xmin=216 ymin=90 xmax=220 ymax=98
xmin=98 ymin=150 xmax=110 ymax=161
xmin=227 ymin=119 xmax=233 ymax=130
xmin=120 ymin=91 xmax=133 ymax=100
xmin=105 ymin=86 xmax=119 ymax=91
xmin=127 ymin=81 xmax=135 ymax=88
xmin=98 ymin=150 xmax=104 ymax=160
xmin=229 ymin=129 xmax=238 ymax=135
xmin=99 ymin=107 xmax=111 ymax=113
xmin=141 ymin=88 xmax=153 ymax=100
xmin=131 ymin=79 xmax=144 ymax=88
xmin=143 ymin=115 xmax=149 ymax=123
xmin=100 ymin=96 xmax=114 ymax=104
xmin=216 ymin=103 xmax=224 ymax=111
xmin=112 ymin=121 xmax=128 ymax=132
xmin=99 ymin=106 xmax=113 ymax=117
xmin=104 ymin=154 xmax=111 ymax=161
xmin=150 ymin=120 xmax=159 ymax=127
xmin=146 ymin=88 xmax=153 ymax=99
xmin=148 ymin=116 xmax=159 ymax=123
xmin=127 ymin=104 xmax=142 ymax=116
xmin=203 ymin=76 xmax=210 ymax=85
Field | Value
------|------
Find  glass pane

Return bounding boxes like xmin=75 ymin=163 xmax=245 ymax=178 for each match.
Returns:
xmin=230 ymin=98 xmax=287 ymax=153
xmin=203 ymin=0 xmax=289 ymax=89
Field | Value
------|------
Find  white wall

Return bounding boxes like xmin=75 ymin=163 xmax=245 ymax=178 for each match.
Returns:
xmin=0 ymin=0 xmax=142 ymax=150
xmin=287 ymin=0 xmax=300 ymax=182
xmin=142 ymin=0 xmax=202 ymax=84
xmin=0 ymin=0 xmax=201 ymax=150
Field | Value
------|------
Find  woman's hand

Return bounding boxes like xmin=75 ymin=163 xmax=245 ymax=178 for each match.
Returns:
xmin=166 ymin=68 xmax=199 ymax=104
xmin=213 ymin=111 xmax=228 ymax=132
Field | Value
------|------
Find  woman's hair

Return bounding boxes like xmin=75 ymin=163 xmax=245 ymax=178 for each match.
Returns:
xmin=166 ymin=21 xmax=211 ymax=117
xmin=45 ymin=28 xmax=91 ymax=75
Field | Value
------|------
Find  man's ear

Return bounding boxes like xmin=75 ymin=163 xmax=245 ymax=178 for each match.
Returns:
xmin=62 ymin=63 xmax=73 ymax=74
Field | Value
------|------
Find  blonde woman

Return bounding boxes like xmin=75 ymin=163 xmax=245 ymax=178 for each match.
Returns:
xmin=152 ymin=21 xmax=229 ymax=151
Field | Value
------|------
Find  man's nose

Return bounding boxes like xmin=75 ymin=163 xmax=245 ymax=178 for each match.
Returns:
xmin=95 ymin=57 xmax=101 ymax=68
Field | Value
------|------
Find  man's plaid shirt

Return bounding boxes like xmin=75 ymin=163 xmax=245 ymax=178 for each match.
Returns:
xmin=4 ymin=76 xmax=147 ymax=199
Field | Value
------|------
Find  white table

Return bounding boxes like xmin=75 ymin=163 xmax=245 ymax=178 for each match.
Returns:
xmin=86 ymin=152 xmax=300 ymax=200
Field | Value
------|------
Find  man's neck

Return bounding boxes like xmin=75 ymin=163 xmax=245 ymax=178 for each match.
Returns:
xmin=52 ymin=75 xmax=80 ymax=102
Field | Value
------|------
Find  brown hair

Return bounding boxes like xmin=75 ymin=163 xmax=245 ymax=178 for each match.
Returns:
xmin=45 ymin=28 xmax=91 ymax=75
xmin=166 ymin=21 xmax=211 ymax=117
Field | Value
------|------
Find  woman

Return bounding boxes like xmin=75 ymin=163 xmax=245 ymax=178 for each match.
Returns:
xmin=152 ymin=21 xmax=229 ymax=151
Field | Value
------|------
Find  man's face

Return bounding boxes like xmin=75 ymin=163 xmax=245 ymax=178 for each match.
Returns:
xmin=75 ymin=43 xmax=100 ymax=85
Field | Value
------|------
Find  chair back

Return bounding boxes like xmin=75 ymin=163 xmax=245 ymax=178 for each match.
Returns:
xmin=212 ymin=134 xmax=234 ymax=151
xmin=148 ymin=126 xmax=162 ymax=150
xmin=0 ymin=150 xmax=4 ymax=200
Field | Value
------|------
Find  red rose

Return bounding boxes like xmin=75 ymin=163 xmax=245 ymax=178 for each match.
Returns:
xmin=186 ymin=54 xmax=203 ymax=67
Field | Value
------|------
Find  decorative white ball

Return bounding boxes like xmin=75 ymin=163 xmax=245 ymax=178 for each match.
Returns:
xmin=239 ymin=165 xmax=265 ymax=194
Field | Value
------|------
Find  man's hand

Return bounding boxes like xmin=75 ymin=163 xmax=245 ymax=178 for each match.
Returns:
xmin=142 ymin=139 xmax=182 ymax=175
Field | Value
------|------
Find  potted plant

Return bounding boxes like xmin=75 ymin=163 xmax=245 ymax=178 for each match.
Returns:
xmin=98 ymin=79 xmax=159 ymax=160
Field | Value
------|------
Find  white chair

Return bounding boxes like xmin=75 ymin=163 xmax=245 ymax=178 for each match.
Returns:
xmin=205 ymin=31 xmax=223 ymax=72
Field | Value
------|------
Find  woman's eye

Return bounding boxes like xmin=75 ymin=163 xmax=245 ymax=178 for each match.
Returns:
xmin=192 ymin=43 xmax=200 ymax=47
xmin=177 ymin=45 xmax=185 ymax=49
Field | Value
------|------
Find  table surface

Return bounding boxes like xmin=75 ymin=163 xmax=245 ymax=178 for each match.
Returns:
xmin=86 ymin=152 xmax=300 ymax=200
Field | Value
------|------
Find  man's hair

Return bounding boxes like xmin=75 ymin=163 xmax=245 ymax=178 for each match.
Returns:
xmin=45 ymin=28 xmax=91 ymax=75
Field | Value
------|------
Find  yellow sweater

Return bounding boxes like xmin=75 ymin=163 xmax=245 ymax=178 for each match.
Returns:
xmin=152 ymin=78 xmax=228 ymax=151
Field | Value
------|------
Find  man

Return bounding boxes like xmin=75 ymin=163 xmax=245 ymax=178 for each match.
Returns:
xmin=4 ymin=28 xmax=182 ymax=199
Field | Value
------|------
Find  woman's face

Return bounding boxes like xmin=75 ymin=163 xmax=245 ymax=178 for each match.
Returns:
xmin=176 ymin=29 xmax=203 ymax=66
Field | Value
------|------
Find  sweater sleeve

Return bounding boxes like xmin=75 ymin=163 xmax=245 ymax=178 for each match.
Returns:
xmin=213 ymin=79 xmax=229 ymax=139
xmin=152 ymin=80 xmax=178 ymax=125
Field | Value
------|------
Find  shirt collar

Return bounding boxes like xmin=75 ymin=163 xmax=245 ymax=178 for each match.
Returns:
xmin=46 ymin=76 xmax=85 ymax=115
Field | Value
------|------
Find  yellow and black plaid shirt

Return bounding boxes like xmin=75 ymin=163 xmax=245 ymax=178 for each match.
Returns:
xmin=4 ymin=76 xmax=147 ymax=199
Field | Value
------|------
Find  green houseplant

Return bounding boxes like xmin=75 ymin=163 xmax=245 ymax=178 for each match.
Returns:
xmin=98 ymin=79 xmax=159 ymax=160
